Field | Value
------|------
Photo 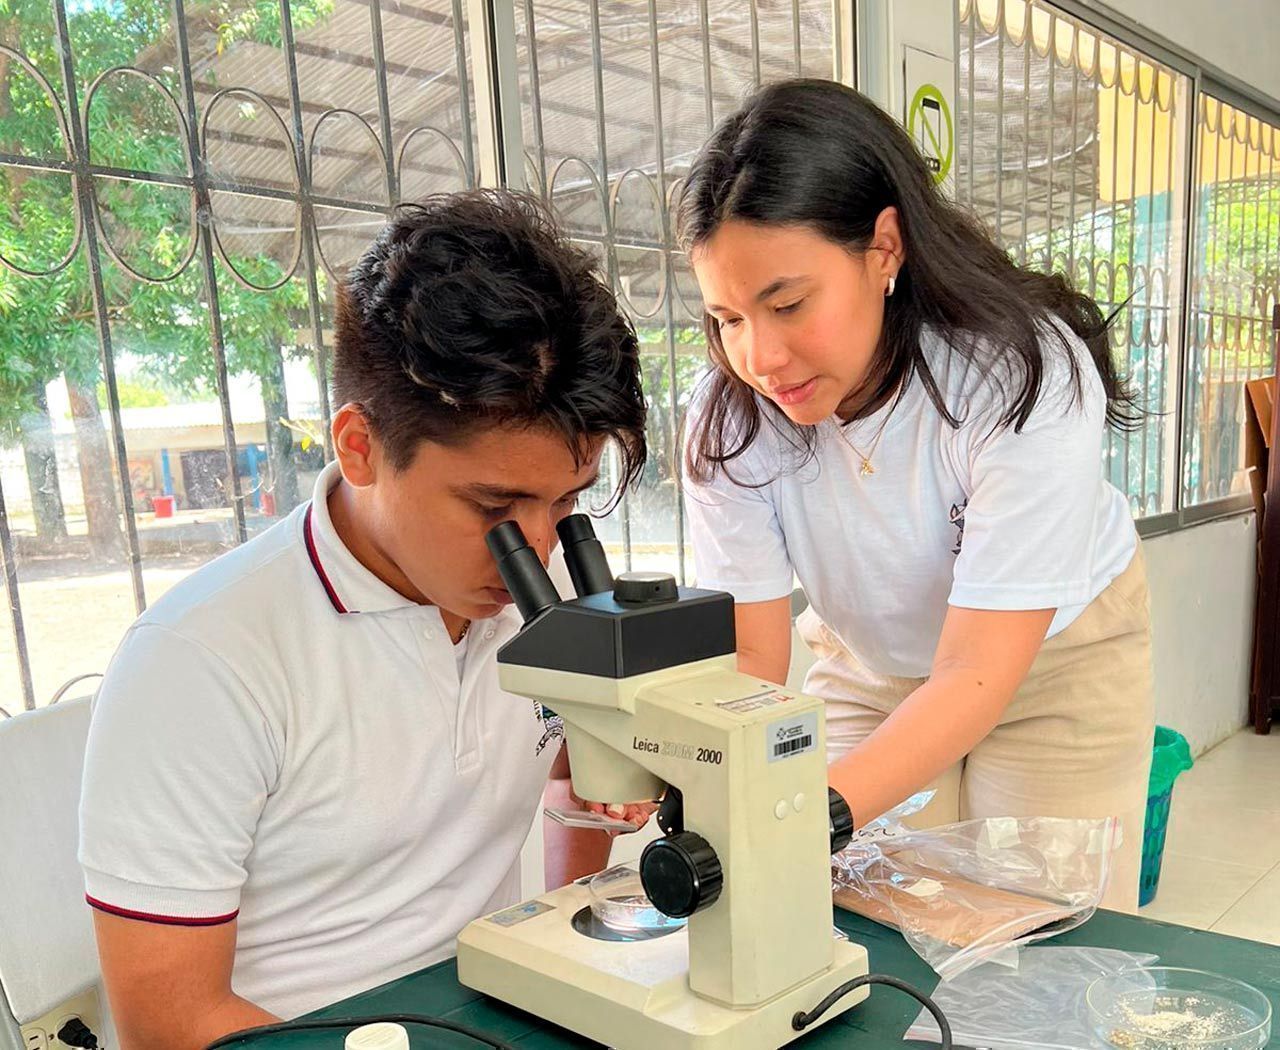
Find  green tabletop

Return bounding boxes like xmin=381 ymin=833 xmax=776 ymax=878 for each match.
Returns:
xmin=230 ymin=909 xmax=1280 ymax=1048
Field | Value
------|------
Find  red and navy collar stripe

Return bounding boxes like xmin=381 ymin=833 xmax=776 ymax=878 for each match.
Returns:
xmin=304 ymin=503 xmax=351 ymax=614
xmin=87 ymin=895 xmax=238 ymax=927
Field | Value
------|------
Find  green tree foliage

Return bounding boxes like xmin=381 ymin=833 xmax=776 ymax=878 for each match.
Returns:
xmin=0 ymin=0 xmax=330 ymax=548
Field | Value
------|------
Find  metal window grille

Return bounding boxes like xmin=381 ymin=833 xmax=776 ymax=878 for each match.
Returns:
xmin=1183 ymin=95 xmax=1280 ymax=506
xmin=957 ymin=0 xmax=1189 ymax=518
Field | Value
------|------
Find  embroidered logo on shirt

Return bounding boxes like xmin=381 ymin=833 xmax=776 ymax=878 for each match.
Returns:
xmin=533 ymin=701 xmax=565 ymax=756
xmin=949 ymin=500 xmax=968 ymax=555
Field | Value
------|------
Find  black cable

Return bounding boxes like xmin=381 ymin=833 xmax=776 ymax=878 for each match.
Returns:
xmin=792 ymin=973 xmax=952 ymax=1049
xmin=203 ymin=1014 xmax=515 ymax=1049
xmin=201 ymin=977 xmax=947 ymax=1049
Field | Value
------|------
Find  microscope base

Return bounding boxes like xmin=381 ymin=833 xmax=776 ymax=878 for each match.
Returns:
xmin=457 ymin=880 xmax=870 ymax=1050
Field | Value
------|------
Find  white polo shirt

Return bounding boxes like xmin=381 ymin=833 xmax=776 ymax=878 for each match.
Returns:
xmin=684 ymin=322 xmax=1138 ymax=679
xmin=79 ymin=463 xmax=564 ymax=1019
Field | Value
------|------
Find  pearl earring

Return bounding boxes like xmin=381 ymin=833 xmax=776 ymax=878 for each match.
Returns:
xmin=886 ymin=275 xmax=896 ymax=297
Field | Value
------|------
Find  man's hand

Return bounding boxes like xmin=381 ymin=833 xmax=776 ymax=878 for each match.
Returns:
xmin=582 ymin=798 xmax=659 ymax=834
xmin=545 ymin=746 xmax=659 ymax=888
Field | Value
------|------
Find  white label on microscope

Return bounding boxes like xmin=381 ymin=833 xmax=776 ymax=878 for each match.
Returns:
xmin=767 ymin=712 xmax=818 ymax=762
xmin=487 ymin=900 xmax=555 ymax=927
xmin=718 ymin=687 xmax=797 ymax=714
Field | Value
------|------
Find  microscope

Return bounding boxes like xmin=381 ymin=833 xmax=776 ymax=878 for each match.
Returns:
xmin=456 ymin=515 xmax=869 ymax=1049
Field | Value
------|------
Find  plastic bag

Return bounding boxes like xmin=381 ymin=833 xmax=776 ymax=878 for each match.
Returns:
xmin=1149 ymin=726 xmax=1193 ymax=797
xmin=847 ymin=789 xmax=935 ymax=846
xmin=832 ymin=812 xmax=1121 ymax=980
xmin=904 ymin=945 xmax=1158 ymax=1049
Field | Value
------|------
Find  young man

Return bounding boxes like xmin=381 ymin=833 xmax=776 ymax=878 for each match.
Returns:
xmin=78 ymin=191 xmax=650 ymax=1048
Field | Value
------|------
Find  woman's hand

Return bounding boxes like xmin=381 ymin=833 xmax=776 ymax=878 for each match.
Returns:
xmin=828 ymin=605 xmax=1055 ymax=828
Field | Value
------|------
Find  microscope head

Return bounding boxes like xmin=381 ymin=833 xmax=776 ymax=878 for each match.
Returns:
xmin=485 ymin=516 xmax=737 ymax=805
xmin=486 ymin=516 xmax=735 ymax=681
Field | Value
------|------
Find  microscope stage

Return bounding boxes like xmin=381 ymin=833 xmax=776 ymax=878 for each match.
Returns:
xmin=457 ymin=878 xmax=870 ymax=1050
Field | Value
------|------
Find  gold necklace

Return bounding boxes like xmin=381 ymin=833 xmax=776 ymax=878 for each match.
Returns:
xmin=454 ymin=619 xmax=471 ymax=644
xmin=834 ymin=408 xmax=894 ymax=477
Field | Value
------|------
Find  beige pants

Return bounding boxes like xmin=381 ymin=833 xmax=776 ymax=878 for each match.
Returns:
xmin=799 ymin=546 xmax=1155 ymax=913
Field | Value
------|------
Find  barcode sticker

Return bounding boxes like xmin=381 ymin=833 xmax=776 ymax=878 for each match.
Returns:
xmin=767 ymin=712 xmax=818 ymax=763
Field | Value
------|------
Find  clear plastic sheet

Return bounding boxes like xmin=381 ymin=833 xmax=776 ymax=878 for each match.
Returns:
xmin=833 ymin=800 xmax=1121 ymax=980
xmin=904 ymin=946 xmax=1159 ymax=1049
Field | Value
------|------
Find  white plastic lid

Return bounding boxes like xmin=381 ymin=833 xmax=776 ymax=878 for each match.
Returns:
xmin=344 ymin=1022 xmax=410 ymax=1050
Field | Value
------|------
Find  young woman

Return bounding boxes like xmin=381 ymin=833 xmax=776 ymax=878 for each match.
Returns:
xmin=680 ymin=79 xmax=1153 ymax=911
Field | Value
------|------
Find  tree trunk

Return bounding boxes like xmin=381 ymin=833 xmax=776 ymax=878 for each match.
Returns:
xmin=260 ymin=342 xmax=299 ymax=513
xmin=19 ymin=381 xmax=68 ymax=542
xmin=65 ymin=377 xmax=127 ymax=560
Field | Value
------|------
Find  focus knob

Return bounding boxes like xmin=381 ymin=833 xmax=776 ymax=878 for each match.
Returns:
xmin=829 ymin=787 xmax=854 ymax=854
xmin=640 ymin=831 xmax=722 ymax=919
xmin=613 ymin=571 xmax=678 ymax=605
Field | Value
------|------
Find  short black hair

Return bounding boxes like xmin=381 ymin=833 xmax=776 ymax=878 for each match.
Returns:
xmin=333 ymin=190 xmax=646 ymax=496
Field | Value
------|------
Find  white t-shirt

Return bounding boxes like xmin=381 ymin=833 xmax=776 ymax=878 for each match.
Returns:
xmin=684 ymin=323 xmax=1138 ymax=679
xmin=79 ymin=463 xmax=565 ymax=1018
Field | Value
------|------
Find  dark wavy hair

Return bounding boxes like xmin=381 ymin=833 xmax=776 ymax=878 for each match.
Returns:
xmin=333 ymin=190 xmax=646 ymax=500
xmin=680 ymin=79 xmax=1139 ymax=484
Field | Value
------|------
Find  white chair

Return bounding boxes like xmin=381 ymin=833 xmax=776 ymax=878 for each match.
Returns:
xmin=0 ymin=698 xmax=110 ymax=1050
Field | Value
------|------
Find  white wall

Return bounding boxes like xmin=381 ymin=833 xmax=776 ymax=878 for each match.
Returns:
xmin=1089 ymin=0 xmax=1280 ymax=107
xmin=1144 ymin=514 xmax=1258 ymax=756
xmin=857 ymin=0 xmax=956 ymax=115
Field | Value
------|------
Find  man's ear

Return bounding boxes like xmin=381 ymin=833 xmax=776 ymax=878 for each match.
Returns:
xmin=332 ymin=403 xmax=377 ymax=487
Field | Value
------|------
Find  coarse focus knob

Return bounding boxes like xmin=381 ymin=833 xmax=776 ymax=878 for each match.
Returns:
xmin=640 ymin=831 xmax=723 ymax=919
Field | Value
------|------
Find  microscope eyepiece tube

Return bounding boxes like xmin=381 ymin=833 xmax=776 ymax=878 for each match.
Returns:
xmin=486 ymin=521 xmax=561 ymax=622
xmin=556 ymin=514 xmax=614 ymax=597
